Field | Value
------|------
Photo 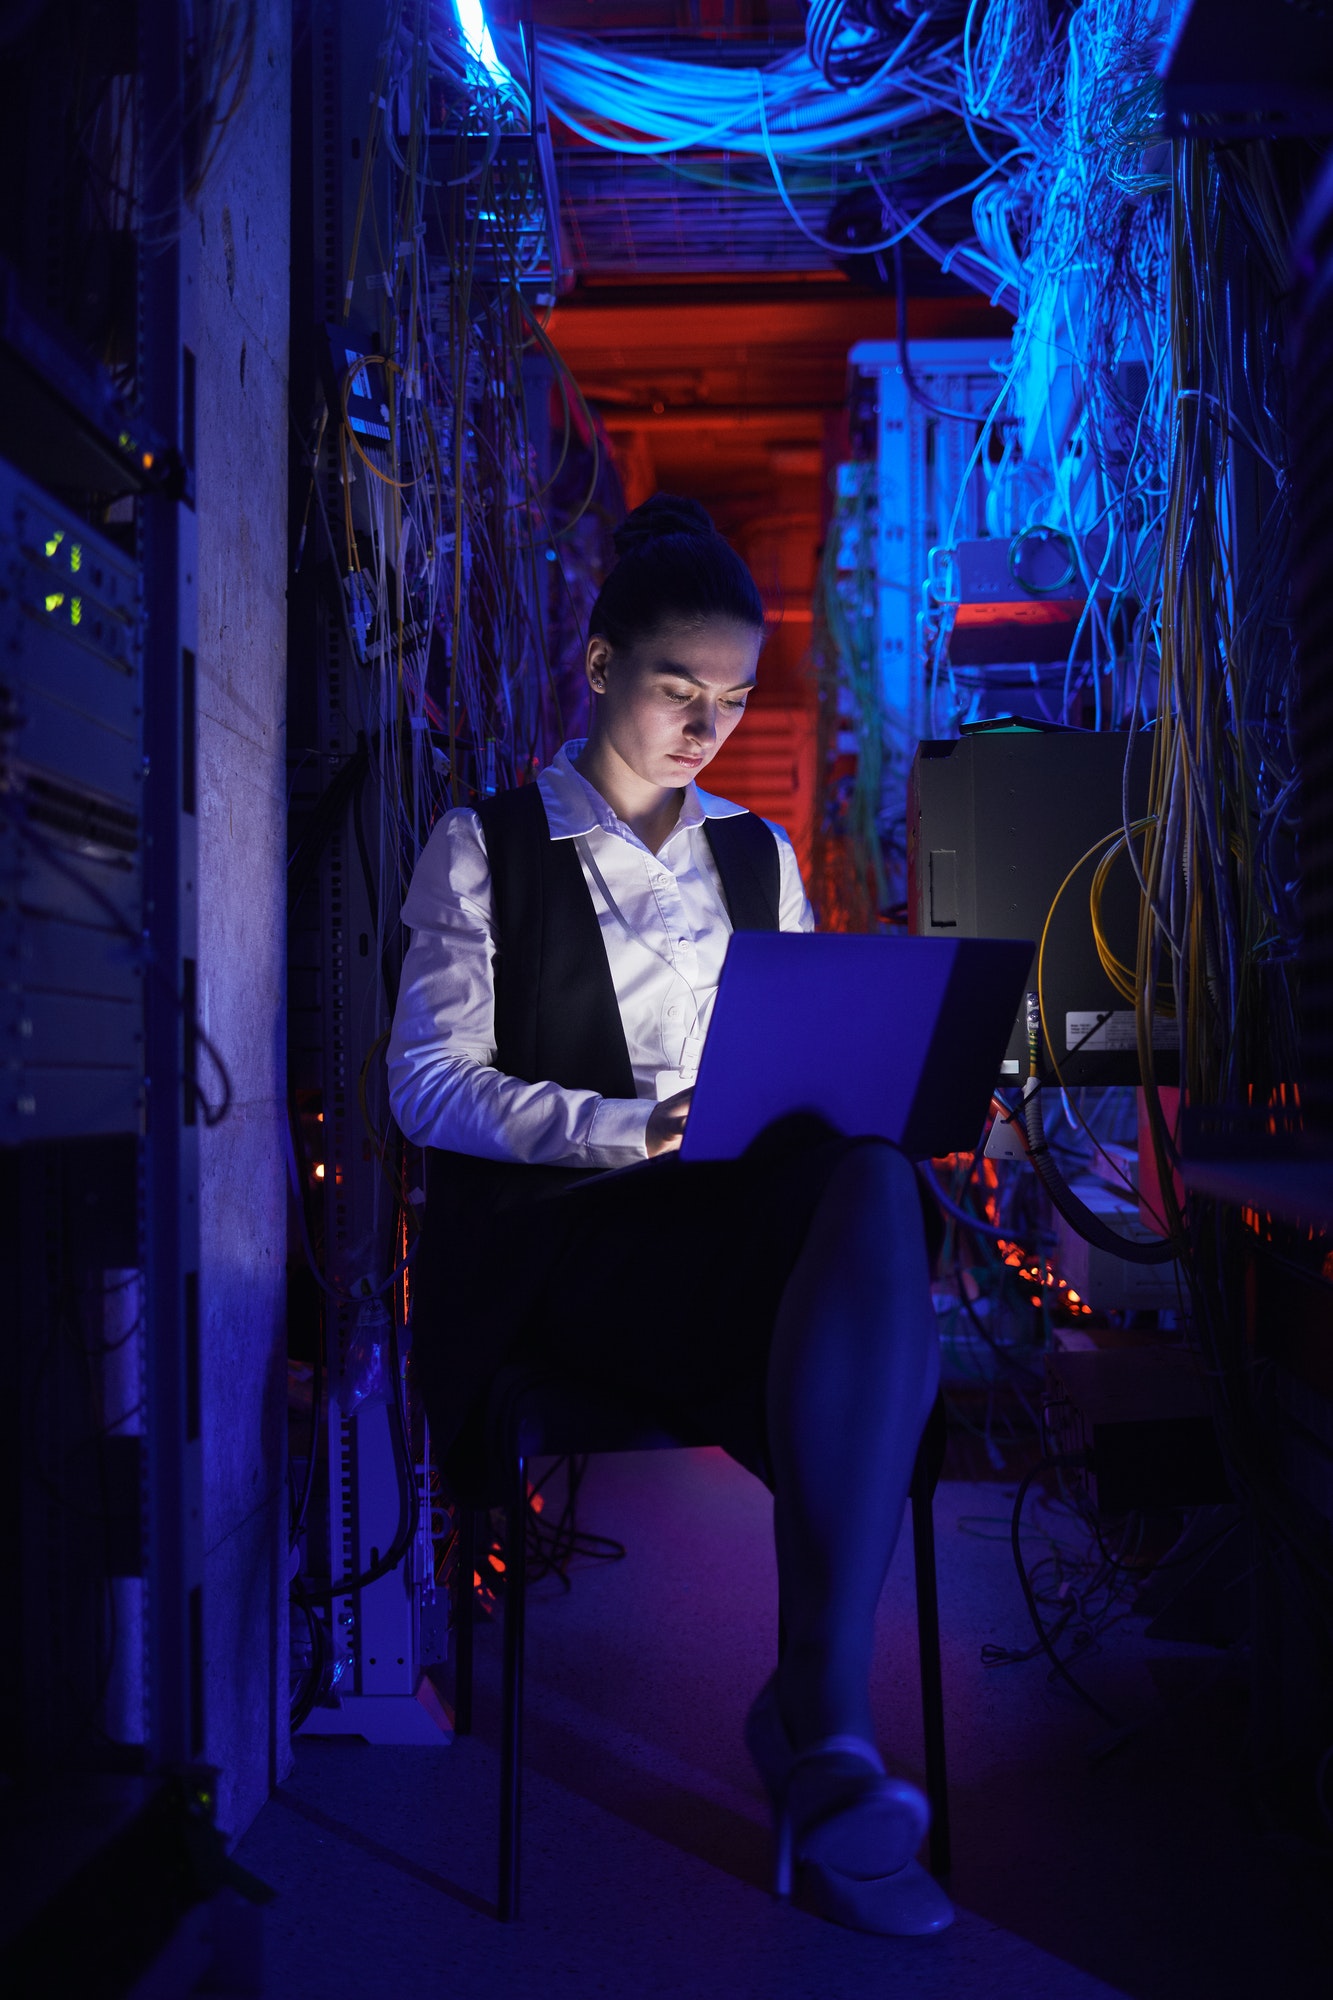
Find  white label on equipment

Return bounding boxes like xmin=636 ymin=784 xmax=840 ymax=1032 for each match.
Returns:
xmin=1066 ymin=1009 xmax=1178 ymax=1053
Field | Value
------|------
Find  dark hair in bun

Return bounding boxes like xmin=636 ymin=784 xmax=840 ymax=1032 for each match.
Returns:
xmin=589 ymin=492 xmax=765 ymax=649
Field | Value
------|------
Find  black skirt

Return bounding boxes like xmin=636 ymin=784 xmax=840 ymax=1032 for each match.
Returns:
xmin=409 ymin=1113 xmax=943 ymax=1493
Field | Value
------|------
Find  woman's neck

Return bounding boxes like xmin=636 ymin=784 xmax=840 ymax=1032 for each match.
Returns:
xmin=573 ymin=736 xmax=683 ymax=853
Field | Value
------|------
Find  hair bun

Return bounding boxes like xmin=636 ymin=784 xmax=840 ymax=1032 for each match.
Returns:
xmin=612 ymin=493 xmax=716 ymax=559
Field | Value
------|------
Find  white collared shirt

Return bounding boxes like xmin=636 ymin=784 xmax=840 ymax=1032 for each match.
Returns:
xmin=386 ymin=740 xmax=813 ymax=1168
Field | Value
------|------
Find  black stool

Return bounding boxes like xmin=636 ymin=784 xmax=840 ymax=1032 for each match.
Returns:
xmin=453 ymin=1367 xmax=950 ymax=1921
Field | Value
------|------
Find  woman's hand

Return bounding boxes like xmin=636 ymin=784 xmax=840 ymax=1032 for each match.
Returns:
xmin=646 ymin=1086 xmax=693 ymax=1157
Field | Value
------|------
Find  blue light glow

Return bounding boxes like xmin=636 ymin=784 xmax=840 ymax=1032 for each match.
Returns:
xmin=535 ymin=33 xmax=933 ymax=160
xmin=454 ymin=1 xmax=508 ymax=89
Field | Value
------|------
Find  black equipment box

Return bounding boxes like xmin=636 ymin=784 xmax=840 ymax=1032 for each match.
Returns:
xmin=1045 ymin=1330 xmax=1232 ymax=1517
xmin=906 ymin=724 xmax=1178 ymax=1087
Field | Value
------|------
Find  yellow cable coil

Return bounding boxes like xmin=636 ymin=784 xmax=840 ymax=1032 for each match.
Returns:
xmin=1088 ymin=819 xmax=1175 ymax=1016
xmin=1036 ymin=815 xmax=1173 ymax=1094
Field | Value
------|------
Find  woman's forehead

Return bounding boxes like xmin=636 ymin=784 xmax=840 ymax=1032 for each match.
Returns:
xmin=632 ymin=616 xmax=763 ymax=679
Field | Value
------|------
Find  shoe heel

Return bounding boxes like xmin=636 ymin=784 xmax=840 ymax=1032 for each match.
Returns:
xmin=773 ymin=1803 xmax=794 ymax=1901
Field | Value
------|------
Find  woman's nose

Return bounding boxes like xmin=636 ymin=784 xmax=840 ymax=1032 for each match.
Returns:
xmin=685 ymin=707 xmax=717 ymax=743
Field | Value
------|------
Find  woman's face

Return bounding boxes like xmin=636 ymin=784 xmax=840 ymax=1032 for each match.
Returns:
xmin=585 ymin=615 xmax=763 ymax=791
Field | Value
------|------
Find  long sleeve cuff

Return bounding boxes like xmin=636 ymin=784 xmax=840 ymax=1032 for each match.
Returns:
xmin=587 ymin=1096 xmax=655 ymax=1168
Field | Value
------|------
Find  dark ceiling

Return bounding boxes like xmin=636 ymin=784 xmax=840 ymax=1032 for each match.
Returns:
xmin=531 ymin=1 xmax=1009 ymax=666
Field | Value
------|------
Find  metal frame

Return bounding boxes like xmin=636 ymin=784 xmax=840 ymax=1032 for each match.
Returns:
xmin=454 ymin=1402 xmax=950 ymax=1922
xmin=139 ymin=0 xmax=203 ymax=1772
xmin=289 ymin=0 xmax=446 ymax=1744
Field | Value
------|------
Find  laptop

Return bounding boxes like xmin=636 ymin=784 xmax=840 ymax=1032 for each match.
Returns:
xmin=678 ymin=933 xmax=1034 ymax=1164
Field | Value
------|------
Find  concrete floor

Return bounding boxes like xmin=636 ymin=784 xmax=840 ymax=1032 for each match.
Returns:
xmin=236 ymin=1449 xmax=1331 ymax=1999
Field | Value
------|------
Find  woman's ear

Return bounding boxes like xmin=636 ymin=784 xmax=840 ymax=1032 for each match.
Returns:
xmin=585 ymin=634 xmax=612 ymax=695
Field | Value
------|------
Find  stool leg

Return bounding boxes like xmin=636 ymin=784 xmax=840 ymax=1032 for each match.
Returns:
xmin=498 ymin=1454 xmax=527 ymax=1921
xmin=455 ymin=1507 xmax=476 ymax=1737
xmin=911 ymin=1479 xmax=950 ymax=1878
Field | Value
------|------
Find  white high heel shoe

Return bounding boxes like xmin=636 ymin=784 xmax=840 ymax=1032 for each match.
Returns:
xmin=745 ymin=1674 xmax=955 ymax=1937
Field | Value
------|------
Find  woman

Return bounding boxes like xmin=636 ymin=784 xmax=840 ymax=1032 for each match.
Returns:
xmin=388 ymin=494 xmax=951 ymax=1937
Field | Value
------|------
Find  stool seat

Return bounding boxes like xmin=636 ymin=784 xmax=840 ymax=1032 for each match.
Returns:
xmin=490 ymin=1364 xmax=698 ymax=1462
xmin=453 ymin=1367 xmax=951 ymax=1921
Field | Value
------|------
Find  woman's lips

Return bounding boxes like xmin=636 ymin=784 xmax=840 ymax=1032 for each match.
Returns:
xmin=670 ymin=752 xmax=704 ymax=768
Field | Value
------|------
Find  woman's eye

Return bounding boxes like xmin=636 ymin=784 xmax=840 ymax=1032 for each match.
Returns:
xmin=722 ymin=698 xmax=748 ymax=711
xmin=664 ymin=690 xmax=691 ymax=704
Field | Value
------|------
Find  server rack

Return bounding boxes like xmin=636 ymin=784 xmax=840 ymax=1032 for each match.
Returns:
xmin=848 ymin=338 xmax=1008 ymax=750
xmin=287 ymin=0 xmax=446 ymax=1745
xmin=1 ymin=0 xmax=213 ymax=1973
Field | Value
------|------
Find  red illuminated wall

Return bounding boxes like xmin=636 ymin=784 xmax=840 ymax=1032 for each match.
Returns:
xmin=546 ymin=282 xmax=1002 ymax=873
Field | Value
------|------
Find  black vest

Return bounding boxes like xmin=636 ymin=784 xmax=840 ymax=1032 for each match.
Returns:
xmin=477 ymin=781 xmax=780 ymax=1101
xmin=422 ymin=784 xmax=781 ymax=1227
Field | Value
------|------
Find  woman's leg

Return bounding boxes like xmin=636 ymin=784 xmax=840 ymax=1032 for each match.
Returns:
xmin=766 ymin=1143 xmax=940 ymax=1751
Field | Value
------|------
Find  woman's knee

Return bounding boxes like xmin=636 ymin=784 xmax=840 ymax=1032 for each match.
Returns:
xmin=815 ymin=1143 xmax=946 ymax=1278
xmin=818 ymin=1141 xmax=922 ymax=1228
xmin=791 ymin=1144 xmax=934 ymax=1317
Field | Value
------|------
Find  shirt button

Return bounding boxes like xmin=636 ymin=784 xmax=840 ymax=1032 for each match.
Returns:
xmin=666 ymin=1004 xmax=681 ymax=1020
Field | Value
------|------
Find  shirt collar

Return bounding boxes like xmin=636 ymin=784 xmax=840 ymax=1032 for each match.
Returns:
xmin=537 ymin=740 xmax=746 ymax=843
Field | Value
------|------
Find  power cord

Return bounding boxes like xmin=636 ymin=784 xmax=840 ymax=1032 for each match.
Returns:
xmin=1021 ymin=994 xmax=1183 ymax=1265
xmin=299 ymin=1303 xmax=420 ymax=1604
xmin=1000 ymin=1449 xmax=1124 ymax=1729
xmin=524 ymin=1455 xmax=626 ymax=1589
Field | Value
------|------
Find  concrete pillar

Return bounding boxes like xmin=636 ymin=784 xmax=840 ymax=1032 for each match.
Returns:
xmin=193 ymin=0 xmax=293 ymax=1836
